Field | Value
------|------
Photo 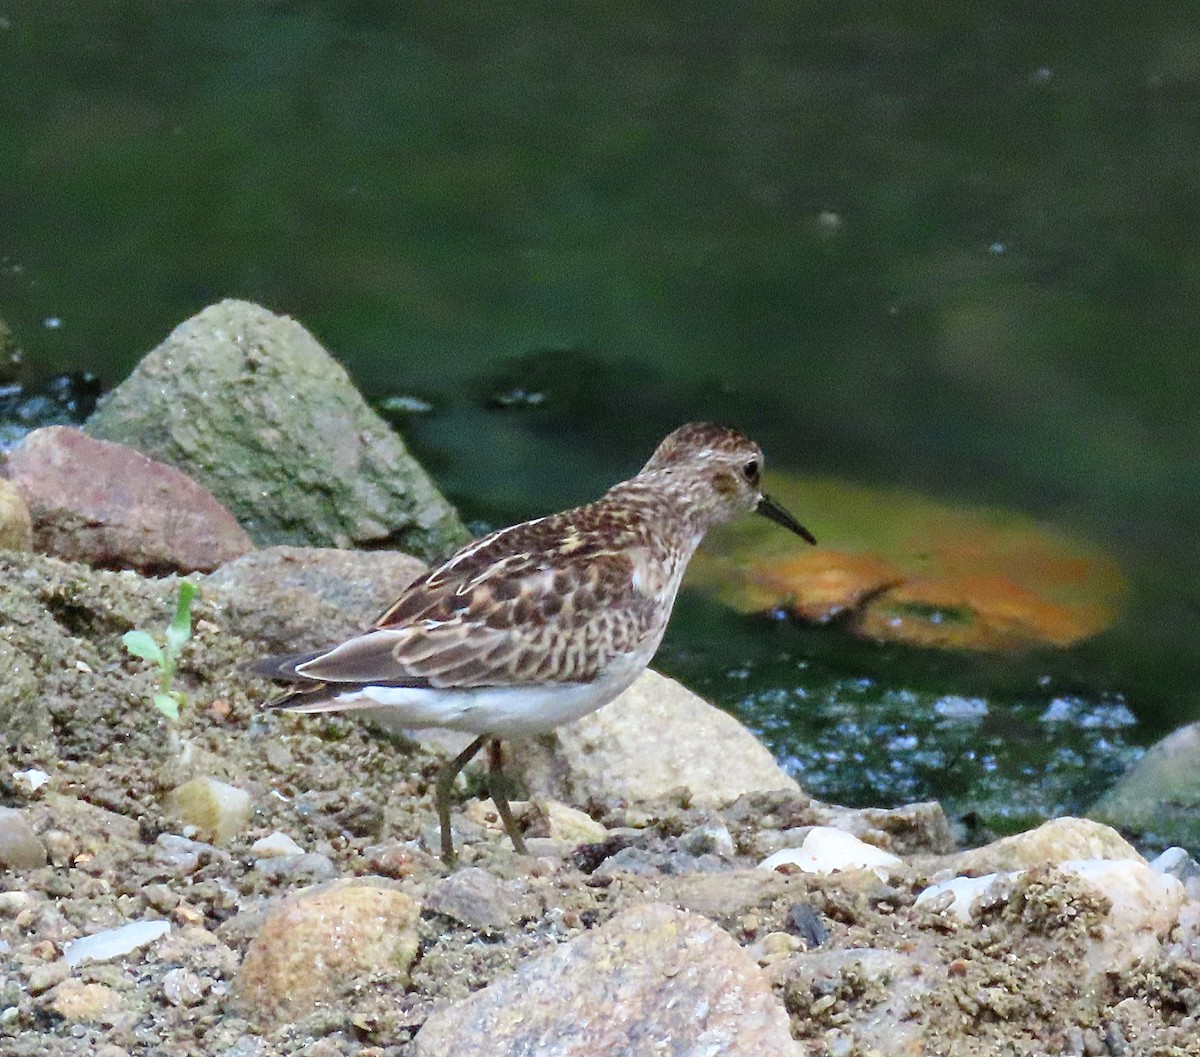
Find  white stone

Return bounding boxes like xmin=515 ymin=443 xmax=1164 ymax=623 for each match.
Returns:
xmin=62 ymin=919 xmax=171 ymax=967
xmin=12 ymin=768 xmax=49 ymax=792
xmin=758 ymin=827 xmax=902 ymax=881
xmin=915 ymin=872 xmax=1016 ymax=922
xmin=1058 ymin=858 xmax=1187 ymax=972
xmin=250 ymin=831 xmax=304 ymax=859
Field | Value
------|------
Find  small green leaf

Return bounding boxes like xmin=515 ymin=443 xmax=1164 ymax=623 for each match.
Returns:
xmin=123 ymin=630 xmax=164 ymax=665
xmin=153 ymin=691 xmax=180 ymax=722
xmin=165 ymin=581 xmax=198 ymax=654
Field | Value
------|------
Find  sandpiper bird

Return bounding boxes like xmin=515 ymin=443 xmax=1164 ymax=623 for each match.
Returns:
xmin=259 ymin=423 xmax=815 ymax=865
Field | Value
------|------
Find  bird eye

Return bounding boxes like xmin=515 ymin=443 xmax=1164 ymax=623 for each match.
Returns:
xmin=743 ymin=459 xmax=759 ymax=480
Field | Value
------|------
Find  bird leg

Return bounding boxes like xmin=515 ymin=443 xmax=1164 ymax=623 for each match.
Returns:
xmin=487 ymin=738 xmax=528 ymax=856
xmin=436 ymin=734 xmax=487 ymax=866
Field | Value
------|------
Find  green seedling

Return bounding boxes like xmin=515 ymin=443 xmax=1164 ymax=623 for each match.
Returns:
xmin=122 ymin=581 xmax=198 ymax=722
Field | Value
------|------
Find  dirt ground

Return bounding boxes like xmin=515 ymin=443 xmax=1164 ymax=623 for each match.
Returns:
xmin=1 ymin=553 xmax=1199 ymax=1056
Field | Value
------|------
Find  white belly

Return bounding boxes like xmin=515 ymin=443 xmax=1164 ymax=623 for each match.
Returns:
xmin=332 ymin=653 xmax=647 ymax=738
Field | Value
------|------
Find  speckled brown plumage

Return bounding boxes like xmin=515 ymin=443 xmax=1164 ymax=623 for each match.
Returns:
xmin=257 ymin=422 xmax=816 ymax=863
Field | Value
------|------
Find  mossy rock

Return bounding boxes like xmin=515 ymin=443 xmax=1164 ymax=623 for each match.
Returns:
xmin=85 ymin=300 xmax=469 ymax=561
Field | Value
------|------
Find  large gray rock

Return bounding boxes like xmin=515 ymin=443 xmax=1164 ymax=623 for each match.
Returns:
xmin=3 ymin=426 xmax=253 ymax=573
xmin=85 ymin=300 xmax=469 ymax=561
xmin=522 ymin=669 xmax=802 ymax=808
xmin=203 ymin=545 xmax=426 ymax=651
xmin=1091 ymin=722 xmax=1200 ymax=852
xmin=415 ymin=903 xmax=799 ymax=1056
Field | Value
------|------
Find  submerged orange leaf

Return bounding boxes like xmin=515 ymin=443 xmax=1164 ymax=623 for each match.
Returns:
xmin=689 ymin=475 xmax=1125 ymax=652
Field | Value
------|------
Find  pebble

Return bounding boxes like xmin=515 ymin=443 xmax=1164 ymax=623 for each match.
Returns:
xmin=27 ymin=959 xmax=70 ymax=994
xmin=253 ymin=852 xmax=337 ymax=884
xmin=0 ymin=806 xmax=47 ymax=869
xmin=425 ymin=867 xmax=538 ymax=931
xmin=1150 ymin=846 xmax=1200 ymax=901
xmin=415 ymin=902 xmax=796 ymax=1056
xmin=0 ymin=890 xmax=32 ymax=916
xmin=165 ymin=777 xmax=253 ymax=844
xmin=235 ymin=877 xmax=420 ymax=1026
xmin=47 ymin=980 xmax=123 ymax=1022
xmin=915 ymin=873 xmax=1016 ymax=923
xmin=61 ymin=919 xmax=171 ymax=967
xmin=679 ymin=819 xmax=736 ymax=858
xmin=249 ymin=831 xmax=304 ymax=858
xmin=758 ymin=826 xmax=902 ymax=881
xmin=533 ymin=800 xmax=609 ymax=845
xmin=162 ymin=967 xmax=207 ymax=1007
xmin=154 ymin=832 xmax=224 ymax=875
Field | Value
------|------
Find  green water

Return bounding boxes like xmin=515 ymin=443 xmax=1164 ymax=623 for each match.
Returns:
xmin=3 ymin=2 xmax=1199 ymax=829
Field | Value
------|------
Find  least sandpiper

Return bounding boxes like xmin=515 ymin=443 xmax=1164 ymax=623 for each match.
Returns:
xmin=259 ymin=423 xmax=815 ymax=864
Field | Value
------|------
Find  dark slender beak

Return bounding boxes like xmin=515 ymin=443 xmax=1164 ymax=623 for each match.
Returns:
xmin=756 ymin=493 xmax=817 ymax=545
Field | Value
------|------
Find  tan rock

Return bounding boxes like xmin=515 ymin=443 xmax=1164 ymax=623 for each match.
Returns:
xmin=526 ymin=669 xmax=799 ymax=808
xmin=165 ymin=777 xmax=252 ymax=844
xmin=47 ymin=980 xmax=123 ymax=1022
xmin=942 ymin=816 xmax=1141 ymax=875
xmin=0 ymin=477 xmax=32 ymax=550
xmin=236 ymin=877 xmax=419 ymax=1026
xmin=415 ymin=903 xmax=799 ymax=1057
xmin=0 ymin=806 xmax=47 ymax=869
xmin=532 ymin=799 xmax=609 ymax=845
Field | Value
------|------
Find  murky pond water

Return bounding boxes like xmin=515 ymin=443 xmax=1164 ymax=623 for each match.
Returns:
xmin=3 ymin=3 xmax=1199 ymax=832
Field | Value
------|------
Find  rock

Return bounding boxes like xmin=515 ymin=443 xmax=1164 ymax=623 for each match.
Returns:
xmin=235 ymin=877 xmax=420 ymax=1026
xmin=1091 ymin=721 xmax=1200 ymax=850
xmin=915 ymin=872 xmax=1018 ymax=923
xmin=0 ymin=477 xmax=32 ymax=550
xmin=425 ymin=867 xmax=538 ymax=932
xmin=759 ymin=827 xmax=903 ymax=881
xmin=153 ymin=832 xmax=225 ymax=876
xmin=938 ymin=816 xmax=1142 ymax=875
xmin=917 ymin=859 xmax=1186 ymax=978
xmin=529 ymin=800 xmax=609 ymax=845
xmin=2 ymin=426 xmax=253 ymax=573
xmin=253 ymin=852 xmax=338 ymax=885
xmin=779 ymin=947 xmax=936 ymax=1056
xmin=24 ymin=793 xmax=141 ymax=862
xmin=47 ymin=980 xmax=123 ymax=1022
xmin=62 ymin=919 xmax=172 ymax=966
xmin=415 ymin=903 xmax=797 ymax=1057
xmin=1149 ymin=846 xmax=1200 ymax=901
xmin=165 ymin=777 xmax=253 ymax=844
xmin=1057 ymin=858 xmax=1187 ymax=973
xmin=525 ymin=669 xmax=800 ymax=808
xmin=249 ymin=832 xmax=304 ymax=859
xmin=162 ymin=967 xmax=207 ymax=1007
xmin=0 ymin=806 xmax=47 ymax=869
xmin=204 ymin=545 xmax=426 ymax=651
xmin=85 ymin=299 xmax=469 ymax=559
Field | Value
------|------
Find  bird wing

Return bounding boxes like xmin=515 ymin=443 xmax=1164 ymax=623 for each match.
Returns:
xmin=293 ymin=511 xmax=669 ymax=689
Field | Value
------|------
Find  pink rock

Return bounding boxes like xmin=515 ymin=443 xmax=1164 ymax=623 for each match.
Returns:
xmin=2 ymin=426 xmax=253 ymax=573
